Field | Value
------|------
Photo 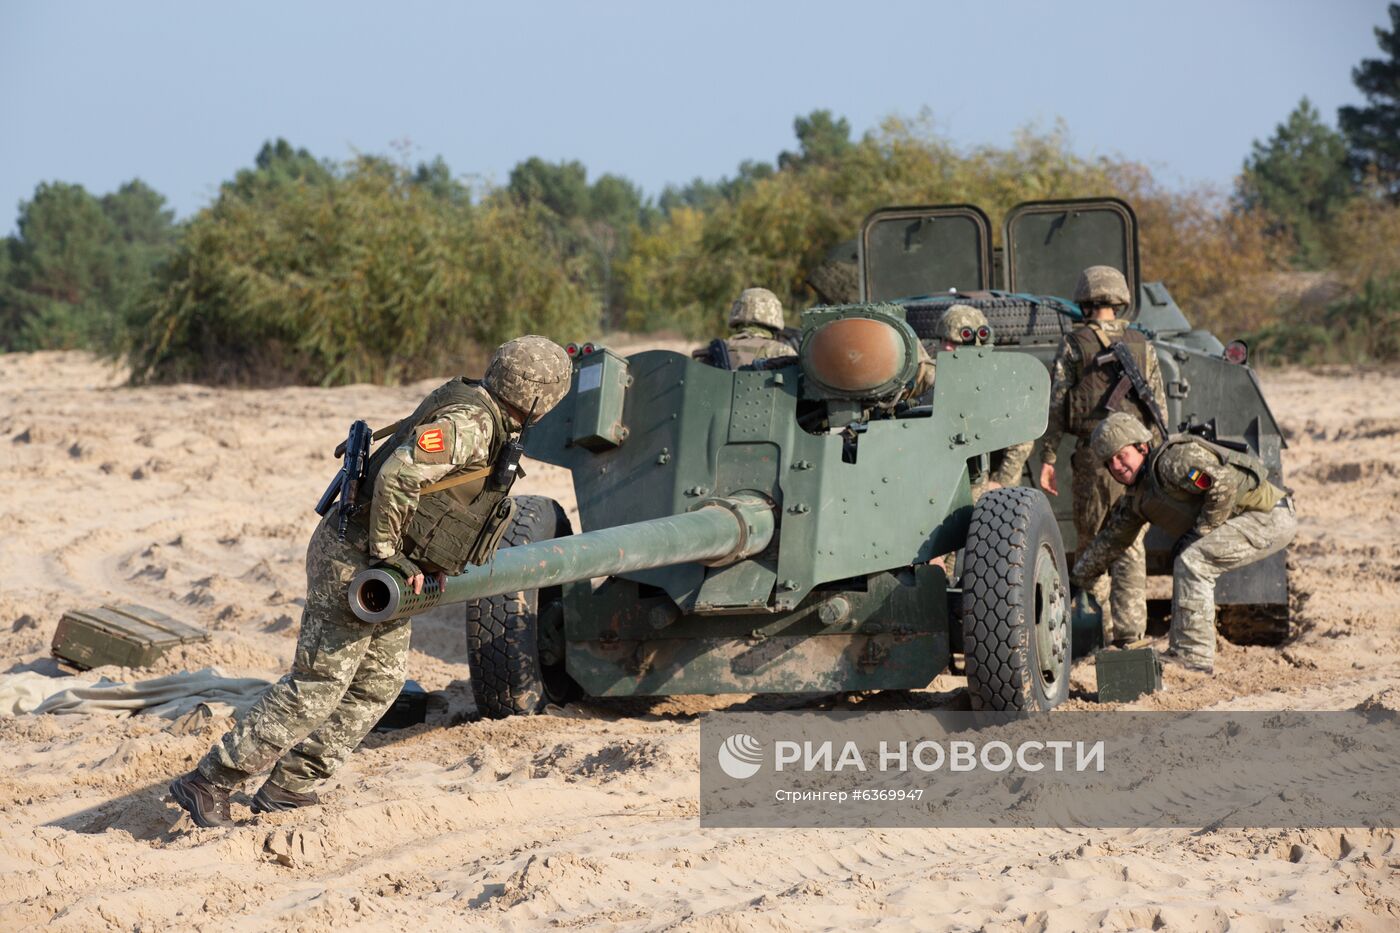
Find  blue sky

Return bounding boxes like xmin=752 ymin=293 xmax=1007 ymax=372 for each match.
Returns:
xmin=0 ymin=0 xmax=1390 ymax=233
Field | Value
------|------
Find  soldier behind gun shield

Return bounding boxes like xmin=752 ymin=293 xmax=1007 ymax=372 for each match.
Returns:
xmin=169 ymin=336 xmax=572 ymax=828
xmin=693 ymin=287 xmax=797 ymax=370
xmin=1036 ymin=266 xmax=1168 ymax=647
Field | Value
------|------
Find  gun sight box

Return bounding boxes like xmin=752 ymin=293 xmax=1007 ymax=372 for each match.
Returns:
xmin=52 ymin=604 xmax=209 ymax=670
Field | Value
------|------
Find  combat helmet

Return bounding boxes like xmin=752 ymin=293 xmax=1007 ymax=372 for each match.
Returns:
xmin=940 ymin=304 xmax=992 ymax=345
xmin=728 ymin=288 xmax=784 ymax=332
xmin=1074 ymin=265 xmax=1131 ymax=309
xmin=1090 ymin=412 xmax=1154 ymax=463
xmin=484 ymin=335 xmax=572 ymax=419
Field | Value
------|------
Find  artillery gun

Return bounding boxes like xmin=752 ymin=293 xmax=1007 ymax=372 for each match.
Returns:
xmin=858 ymin=198 xmax=1291 ymax=646
xmin=350 ymin=306 xmax=1072 ymax=715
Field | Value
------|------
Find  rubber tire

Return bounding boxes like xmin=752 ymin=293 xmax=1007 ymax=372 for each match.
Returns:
xmin=465 ymin=495 xmax=581 ymax=718
xmin=904 ymin=297 xmax=1072 ymax=345
xmin=960 ymin=486 xmax=1071 ymax=711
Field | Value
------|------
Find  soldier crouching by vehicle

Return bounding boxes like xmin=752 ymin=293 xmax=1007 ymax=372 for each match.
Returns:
xmin=169 ymin=336 xmax=572 ymax=828
xmin=1071 ymin=412 xmax=1297 ymax=674
xmin=693 ymin=287 xmax=797 ymax=369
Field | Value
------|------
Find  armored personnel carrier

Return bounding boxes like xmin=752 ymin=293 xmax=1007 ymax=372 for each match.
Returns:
xmin=350 ymin=305 xmax=1072 ymax=715
xmin=858 ymin=198 xmax=1290 ymax=646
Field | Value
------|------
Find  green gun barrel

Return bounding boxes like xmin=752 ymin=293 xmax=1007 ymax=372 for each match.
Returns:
xmin=348 ymin=496 xmax=775 ymax=624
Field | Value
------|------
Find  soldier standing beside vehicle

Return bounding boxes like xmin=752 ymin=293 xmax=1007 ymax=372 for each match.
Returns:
xmin=169 ymin=336 xmax=572 ymax=828
xmin=1036 ymin=266 xmax=1166 ymax=646
xmin=693 ymin=287 xmax=797 ymax=369
xmin=1072 ymin=413 xmax=1296 ymax=673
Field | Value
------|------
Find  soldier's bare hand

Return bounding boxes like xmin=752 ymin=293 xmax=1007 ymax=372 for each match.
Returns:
xmin=1039 ymin=463 xmax=1058 ymax=496
xmin=405 ymin=571 xmax=447 ymax=595
xmin=985 ymin=480 xmax=1002 ymax=492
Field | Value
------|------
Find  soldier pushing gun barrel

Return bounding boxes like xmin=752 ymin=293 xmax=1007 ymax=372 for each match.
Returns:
xmin=169 ymin=336 xmax=572 ymax=828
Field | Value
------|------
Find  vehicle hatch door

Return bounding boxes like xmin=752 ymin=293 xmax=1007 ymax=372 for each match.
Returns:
xmin=859 ymin=204 xmax=992 ymax=301
xmin=1003 ymin=198 xmax=1140 ymax=312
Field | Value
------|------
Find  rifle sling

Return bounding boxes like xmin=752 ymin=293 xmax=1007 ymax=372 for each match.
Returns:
xmin=419 ymin=465 xmax=493 ymax=496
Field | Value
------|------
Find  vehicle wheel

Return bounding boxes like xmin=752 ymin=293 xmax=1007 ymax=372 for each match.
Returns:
xmin=961 ymin=486 xmax=1071 ymax=711
xmin=466 ymin=495 xmax=581 ymax=718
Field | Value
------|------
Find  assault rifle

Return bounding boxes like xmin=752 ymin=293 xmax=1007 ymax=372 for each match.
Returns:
xmin=1183 ymin=418 xmax=1251 ymax=453
xmin=315 ymin=419 xmax=373 ymax=540
xmin=1095 ymin=341 xmax=1170 ymax=439
xmin=698 ymin=338 xmax=734 ymax=371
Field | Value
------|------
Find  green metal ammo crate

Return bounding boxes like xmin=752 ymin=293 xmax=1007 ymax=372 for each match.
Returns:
xmin=1095 ymin=647 xmax=1163 ymax=703
xmin=52 ymin=604 xmax=209 ymax=670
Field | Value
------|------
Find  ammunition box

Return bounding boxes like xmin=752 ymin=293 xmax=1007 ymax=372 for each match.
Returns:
xmin=1095 ymin=647 xmax=1163 ymax=703
xmin=374 ymin=679 xmax=428 ymax=731
xmin=52 ymin=604 xmax=209 ymax=670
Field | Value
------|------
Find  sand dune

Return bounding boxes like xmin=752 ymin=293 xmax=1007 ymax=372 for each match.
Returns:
xmin=2 ymin=351 xmax=1398 ymax=930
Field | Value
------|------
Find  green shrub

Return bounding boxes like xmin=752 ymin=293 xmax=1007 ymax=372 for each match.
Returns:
xmin=1247 ymin=274 xmax=1399 ymax=365
xmin=127 ymin=158 xmax=596 ymax=386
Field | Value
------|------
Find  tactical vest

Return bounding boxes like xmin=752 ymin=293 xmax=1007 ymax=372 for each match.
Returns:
xmin=361 ymin=378 xmax=516 ymax=575
xmin=1134 ymin=436 xmax=1284 ymax=537
xmin=694 ymin=327 xmax=793 ymax=370
xmin=1066 ymin=323 xmax=1152 ymax=438
xmin=725 ymin=335 xmax=766 ymax=369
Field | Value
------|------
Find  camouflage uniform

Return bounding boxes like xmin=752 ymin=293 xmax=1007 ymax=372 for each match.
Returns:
xmin=908 ymin=340 xmax=937 ymax=399
xmin=693 ymin=287 xmax=796 ymax=369
xmin=1038 ymin=317 xmax=1166 ymax=642
xmin=192 ymin=337 xmax=570 ymax=804
xmin=199 ymin=400 xmax=505 ymax=794
xmin=1072 ymin=424 xmax=1295 ymax=672
xmin=975 ymin=441 xmax=1034 ymax=498
xmin=917 ymin=305 xmax=1031 ymax=497
xmin=717 ymin=325 xmax=797 ymax=368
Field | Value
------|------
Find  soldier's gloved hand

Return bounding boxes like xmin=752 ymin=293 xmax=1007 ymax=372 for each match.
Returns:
xmin=377 ymin=552 xmax=436 ymax=596
xmin=1171 ymin=532 xmax=1202 ymax=564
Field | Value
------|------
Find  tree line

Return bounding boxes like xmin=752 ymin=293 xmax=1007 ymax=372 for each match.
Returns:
xmin=2 ymin=4 xmax=1397 ymax=382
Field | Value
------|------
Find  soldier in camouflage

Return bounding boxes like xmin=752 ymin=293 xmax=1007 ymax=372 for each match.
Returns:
xmin=1036 ymin=266 xmax=1166 ymax=645
xmin=169 ymin=336 xmax=572 ymax=828
xmin=917 ymin=305 xmax=1032 ymax=495
xmin=1072 ymin=413 xmax=1297 ymax=673
xmin=693 ymin=287 xmax=796 ymax=369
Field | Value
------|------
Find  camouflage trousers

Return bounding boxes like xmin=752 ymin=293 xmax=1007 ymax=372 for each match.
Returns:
xmin=1071 ymin=442 xmax=1147 ymax=642
xmin=1172 ymin=499 xmax=1297 ymax=669
xmin=199 ymin=514 xmax=410 ymax=794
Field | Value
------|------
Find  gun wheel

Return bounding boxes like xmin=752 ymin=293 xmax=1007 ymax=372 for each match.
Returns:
xmin=465 ymin=495 xmax=581 ymax=718
xmin=961 ymin=487 xmax=1071 ymax=712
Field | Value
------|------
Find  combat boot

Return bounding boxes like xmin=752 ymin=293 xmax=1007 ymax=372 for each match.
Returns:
xmin=251 ymin=780 xmax=320 ymax=814
xmin=1159 ymin=649 xmax=1213 ymax=674
xmin=169 ymin=769 xmax=232 ymax=828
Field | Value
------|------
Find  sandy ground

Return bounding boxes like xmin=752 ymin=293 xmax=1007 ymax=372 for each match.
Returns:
xmin=2 ymin=349 xmax=1398 ymax=931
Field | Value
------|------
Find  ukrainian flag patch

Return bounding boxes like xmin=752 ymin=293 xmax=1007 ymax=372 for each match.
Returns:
xmin=1188 ymin=468 xmax=1212 ymax=490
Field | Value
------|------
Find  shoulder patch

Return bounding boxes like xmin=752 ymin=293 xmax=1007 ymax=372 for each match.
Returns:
xmin=413 ymin=421 xmax=454 ymax=464
xmin=1188 ymin=467 xmax=1212 ymax=490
